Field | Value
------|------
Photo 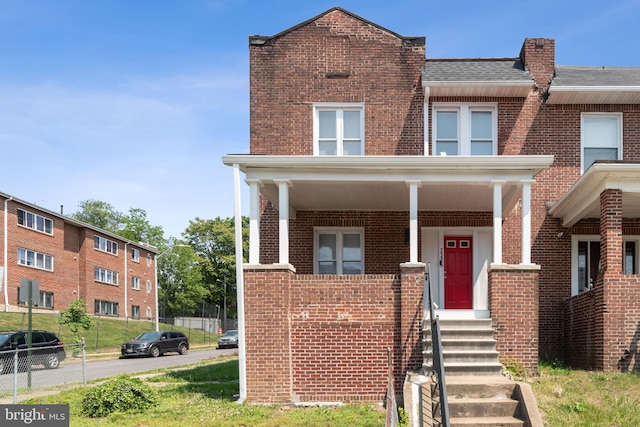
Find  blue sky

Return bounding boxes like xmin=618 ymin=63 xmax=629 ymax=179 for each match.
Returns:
xmin=1 ymin=0 xmax=639 ymax=238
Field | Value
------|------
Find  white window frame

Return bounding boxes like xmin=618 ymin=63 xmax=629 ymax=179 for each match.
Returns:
xmin=94 ymin=235 xmax=118 ymax=255
xmin=313 ymin=227 xmax=365 ymax=275
xmin=17 ymin=248 xmax=54 ymax=271
xmin=18 ymin=289 xmax=54 ymax=308
xmin=146 ymin=307 xmax=152 ymax=319
xmin=94 ymin=267 xmax=119 ymax=285
xmin=313 ymin=103 xmax=365 ymax=156
xmin=431 ymin=104 xmax=497 ymax=156
xmin=131 ymin=305 xmax=140 ymax=319
xmin=146 ymin=280 xmax=152 ymax=294
xmin=131 ymin=248 xmax=140 ymax=262
xmin=131 ymin=276 xmax=140 ymax=291
xmin=17 ymin=208 xmax=54 ymax=235
xmin=581 ymin=113 xmax=622 ymax=173
xmin=95 ymin=299 xmax=118 ymax=316
xmin=571 ymin=234 xmax=640 ymax=296
xmin=147 ymin=254 xmax=153 ymax=267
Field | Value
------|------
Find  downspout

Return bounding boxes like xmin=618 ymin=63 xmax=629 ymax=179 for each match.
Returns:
xmin=154 ymin=253 xmax=159 ymax=332
xmin=124 ymin=243 xmax=128 ymax=319
xmin=233 ymin=163 xmax=246 ymax=403
xmin=3 ymin=197 xmax=12 ymax=312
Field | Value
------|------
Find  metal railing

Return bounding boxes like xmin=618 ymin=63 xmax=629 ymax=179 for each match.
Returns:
xmin=426 ymin=263 xmax=450 ymax=427
xmin=0 ymin=341 xmax=86 ymax=404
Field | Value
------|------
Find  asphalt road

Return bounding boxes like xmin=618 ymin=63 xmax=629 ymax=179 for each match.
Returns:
xmin=0 ymin=347 xmax=238 ymax=397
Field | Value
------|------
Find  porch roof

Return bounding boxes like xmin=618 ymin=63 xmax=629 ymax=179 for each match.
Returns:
xmin=549 ymin=162 xmax=640 ymax=227
xmin=223 ymin=155 xmax=554 ymax=214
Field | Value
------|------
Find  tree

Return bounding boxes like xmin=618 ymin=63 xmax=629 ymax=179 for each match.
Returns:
xmin=182 ymin=216 xmax=249 ymax=318
xmin=120 ymin=208 xmax=165 ymax=248
xmin=69 ymin=200 xmax=123 ymax=234
xmin=56 ymin=299 xmax=94 ymax=344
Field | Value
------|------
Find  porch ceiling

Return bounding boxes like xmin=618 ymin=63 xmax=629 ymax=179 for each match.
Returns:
xmin=549 ymin=162 xmax=640 ymax=227
xmin=223 ymin=155 xmax=554 ymax=214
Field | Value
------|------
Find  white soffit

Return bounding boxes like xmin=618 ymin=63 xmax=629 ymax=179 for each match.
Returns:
xmin=546 ymin=86 xmax=640 ymax=104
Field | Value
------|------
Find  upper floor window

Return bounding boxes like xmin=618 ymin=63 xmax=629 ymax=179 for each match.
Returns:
xmin=314 ymin=104 xmax=364 ymax=156
xmin=314 ymin=228 xmax=364 ymax=275
xmin=131 ymin=276 xmax=140 ymax=291
xmin=581 ymin=113 xmax=622 ymax=173
xmin=17 ymin=248 xmax=53 ymax=271
xmin=131 ymin=248 xmax=140 ymax=262
xmin=94 ymin=267 xmax=118 ymax=285
xmin=432 ymin=105 xmax=496 ymax=156
xmin=17 ymin=209 xmax=53 ymax=235
xmin=94 ymin=235 xmax=118 ymax=255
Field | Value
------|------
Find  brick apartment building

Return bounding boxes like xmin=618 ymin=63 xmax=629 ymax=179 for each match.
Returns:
xmin=1 ymin=191 xmax=157 ymax=321
xmin=223 ymin=8 xmax=640 ymax=403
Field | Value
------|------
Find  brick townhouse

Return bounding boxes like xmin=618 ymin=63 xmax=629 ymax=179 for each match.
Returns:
xmin=223 ymin=7 xmax=640 ymax=403
xmin=1 ymin=191 xmax=157 ymax=321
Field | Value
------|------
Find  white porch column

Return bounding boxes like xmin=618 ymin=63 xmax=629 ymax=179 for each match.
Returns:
xmin=521 ymin=180 xmax=534 ymax=265
xmin=406 ymin=180 xmax=421 ymax=264
xmin=246 ymin=179 xmax=261 ymax=265
xmin=274 ymin=179 xmax=291 ymax=265
xmin=493 ymin=181 xmax=505 ymax=264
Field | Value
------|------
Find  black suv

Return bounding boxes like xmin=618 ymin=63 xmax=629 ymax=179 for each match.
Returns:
xmin=0 ymin=330 xmax=66 ymax=373
xmin=121 ymin=331 xmax=189 ymax=358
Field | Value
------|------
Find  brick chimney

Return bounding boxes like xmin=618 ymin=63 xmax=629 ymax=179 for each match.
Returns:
xmin=519 ymin=38 xmax=555 ymax=92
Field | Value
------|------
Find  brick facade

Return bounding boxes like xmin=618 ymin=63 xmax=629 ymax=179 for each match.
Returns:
xmin=0 ymin=196 xmax=156 ymax=320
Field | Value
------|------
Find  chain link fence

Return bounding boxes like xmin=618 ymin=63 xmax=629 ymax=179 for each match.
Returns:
xmin=0 ymin=342 xmax=85 ymax=404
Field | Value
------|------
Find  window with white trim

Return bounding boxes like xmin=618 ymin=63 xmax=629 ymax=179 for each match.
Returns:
xmin=17 ymin=248 xmax=53 ymax=271
xmin=94 ymin=235 xmax=118 ymax=255
xmin=147 ymin=254 xmax=152 ymax=267
xmin=146 ymin=307 xmax=152 ymax=319
xmin=432 ymin=105 xmax=496 ymax=156
xmin=17 ymin=289 xmax=54 ymax=309
xmin=131 ymin=248 xmax=140 ymax=262
xmin=95 ymin=299 xmax=118 ymax=316
xmin=146 ymin=280 xmax=152 ymax=294
xmin=314 ymin=228 xmax=364 ymax=274
xmin=132 ymin=305 xmax=140 ymax=319
xmin=581 ymin=113 xmax=622 ymax=173
xmin=131 ymin=276 xmax=140 ymax=290
xmin=314 ymin=104 xmax=364 ymax=155
xmin=572 ymin=235 xmax=640 ymax=295
xmin=94 ymin=267 xmax=118 ymax=285
xmin=17 ymin=209 xmax=53 ymax=235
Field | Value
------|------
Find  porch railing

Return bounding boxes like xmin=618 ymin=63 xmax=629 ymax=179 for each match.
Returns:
xmin=426 ymin=263 xmax=450 ymax=427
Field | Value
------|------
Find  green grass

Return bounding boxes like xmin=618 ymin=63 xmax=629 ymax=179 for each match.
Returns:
xmin=0 ymin=312 xmax=218 ymax=354
xmin=532 ymin=362 xmax=640 ymax=426
xmin=23 ymin=358 xmax=386 ymax=427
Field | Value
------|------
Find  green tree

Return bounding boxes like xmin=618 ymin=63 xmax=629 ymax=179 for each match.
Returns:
xmin=56 ymin=299 xmax=94 ymax=343
xmin=120 ymin=208 xmax=165 ymax=248
xmin=182 ymin=216 xmax=249 ymax=318
xmin=69 ymin=199 xmax=123 ymax=233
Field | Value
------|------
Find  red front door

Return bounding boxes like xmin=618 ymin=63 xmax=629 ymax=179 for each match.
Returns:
xmin=444 ymin=236 xmax=473 ymax=309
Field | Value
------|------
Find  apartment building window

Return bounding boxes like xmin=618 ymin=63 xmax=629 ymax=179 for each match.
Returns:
xmin=146 ymin=307 xmax=152 ymax=319
xmin=17 ymin=209 xmax=53 ymax=235
xmin=314 ymin=228 xmax=364 ymax=274
xmin=131 ymin=305 xmax=140 ymax=319
xmin=95 ymin=300 xmax=118 ymax=316
xmin=131 ymin=276 xmax=140 ymax=290
xmin=314 ymin=104 xmax=364 ymax=156
xmin=94 ymin=235 xmax=118 ymax=255
xmin=94 ymin=267 xmax=118 ymax=285
xmin=432 ymin=105 xmax=496 ymax=156
xmin=131 ymin=248 xmax=140 ymax=262
xmin=147 ymin=254 xmax=152 ymax=267
xmin=17 ymin=289 xmax=54 ymax=309
xmin=581 ymin=113 xmax=622 ymax=173
xmin=146 ymin=280 xmax=152 ymax=294
xmin=17 ymin=248 xmax=53 ymax=271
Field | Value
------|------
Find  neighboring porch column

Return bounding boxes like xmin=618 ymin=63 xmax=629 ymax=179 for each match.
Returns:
xmin=247 ymin=179 xmax=261 ymax=265
xmin=521 ymin=180 xmax=534 ymax=265
xmin=406 ymin=180 xmax=421 ymax=264
xmin=492 ymin=181 xmax=505 ymax=264
xmin=600 ymin=188 xmax=623 ymax=275
xmin=274 ymin=179 xmax=291 ymax=265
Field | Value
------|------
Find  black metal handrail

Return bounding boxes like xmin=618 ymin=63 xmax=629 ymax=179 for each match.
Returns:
xmin=426 ymin=262 xmax=450 ymax=427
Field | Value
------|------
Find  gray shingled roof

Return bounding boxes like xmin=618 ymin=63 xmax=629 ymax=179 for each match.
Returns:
xmin=423 ymin=59 xmax=532 ymax=83
xmin=552 ymin=65 xmax=640 ymax=87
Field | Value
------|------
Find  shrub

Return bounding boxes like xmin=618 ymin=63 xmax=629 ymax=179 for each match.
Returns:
xmin=82 ymin=375 xmax=158 ymax=418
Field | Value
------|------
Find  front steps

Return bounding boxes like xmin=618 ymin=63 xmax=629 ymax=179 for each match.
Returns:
xmin=422 ymin=318 xmax=503 ymax=376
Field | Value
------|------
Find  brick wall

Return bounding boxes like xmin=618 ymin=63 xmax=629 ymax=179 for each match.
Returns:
xmin=488 ymin=266 xmax=540 ymax=374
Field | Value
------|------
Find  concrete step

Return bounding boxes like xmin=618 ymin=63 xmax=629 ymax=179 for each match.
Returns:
xmin=424 ymin=350 xmax=501 ymax=364
xmin=448 ymin=397 xmax=520 ymax=418
xmin=424 ymin=362 xmax=504 ymax=376
xmin=424 ymin=328 xmax=496 ymax=340
xmin=442 ymin=338 xmax=497 ymax=351
xmin=450 ymin=416 xmax=525 ymax=427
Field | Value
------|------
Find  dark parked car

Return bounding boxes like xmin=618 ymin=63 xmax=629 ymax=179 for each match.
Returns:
xmin=217 ymin=330 xmax=238 ymax=349
xmin=0 ymin=330 xmax=66 ymax=373
xmin=121 ymin=331 xmax=189 ymax=358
